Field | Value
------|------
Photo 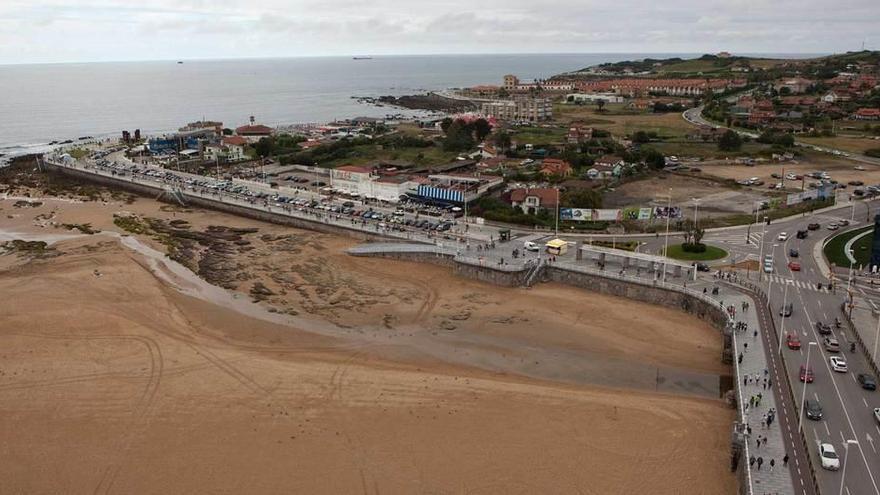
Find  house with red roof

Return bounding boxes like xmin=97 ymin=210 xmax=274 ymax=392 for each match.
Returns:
xmin=853 ymin=108 xmax=880 ymax=120
xmin=235 ymin=123 xmax=274 ymax=143
xmin=539 ymin=158 xmax=573 ymax=177
xmin=508 ymin=187 xmax=559 ymax=214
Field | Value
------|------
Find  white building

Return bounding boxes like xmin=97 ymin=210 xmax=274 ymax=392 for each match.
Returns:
xmin=480 ymin=97 xmax=553 ymax=122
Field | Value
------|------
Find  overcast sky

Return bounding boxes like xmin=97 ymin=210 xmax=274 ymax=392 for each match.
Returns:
xmin=1 ymin=0 xmax=877 ymax=64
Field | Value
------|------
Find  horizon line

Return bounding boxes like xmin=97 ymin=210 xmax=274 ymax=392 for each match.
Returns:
xmin=0 ymin=50 xmax=846 ymax=68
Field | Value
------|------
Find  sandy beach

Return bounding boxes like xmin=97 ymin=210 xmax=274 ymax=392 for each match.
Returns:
xmin=0 ymin=168 xmax=736 ymax=494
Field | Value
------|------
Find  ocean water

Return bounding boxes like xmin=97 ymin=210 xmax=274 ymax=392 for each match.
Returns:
xmin=0 ymin=52 xmax=818 ymax=161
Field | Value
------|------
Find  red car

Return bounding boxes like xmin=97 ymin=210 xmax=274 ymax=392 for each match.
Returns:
xmin=800 ymin=365 xmax=814 ymax=383
xmin=787 ymin=333 xmax=802 ymax=350
xmin=788 ymin=261 xmax=801 ymax=271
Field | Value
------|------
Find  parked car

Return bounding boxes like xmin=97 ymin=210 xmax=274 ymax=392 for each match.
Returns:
xmin=780 ymin=303 xmax=793 ymax=317
xmin=788 ymin=261 xmax=801 ymax=271
xmin=808 ymin=223 xmax=821 ymax=230
xmin=819 ymin=443 xmax=840 ymax=471
xmin=789 ymin=248 xmax=799 ymax=257
xmin=823 ymin=337 xmax=840 ymax=353
xmin=800 ymin=365 xmax=814 ymax=383
xmin=830 ymin=356 xmax=848 ymax=373
xmin=849 ymin=180 xmax=865 ymax=186
xmin=787 ymin=333 xmax=802 ymax=350
xmin=815 ymin=322 xmax=832 ymax=335
xmin=805 ymin=399 xmax=824 ymax=420
xmin=858 ymin=374 xmax=877 ymax=391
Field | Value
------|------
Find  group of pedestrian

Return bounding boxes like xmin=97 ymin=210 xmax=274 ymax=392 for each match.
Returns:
xmin=748 ymin=455 xmax=776 ymax=472
xmin=714 ymin=270 xmax=740 ymax=283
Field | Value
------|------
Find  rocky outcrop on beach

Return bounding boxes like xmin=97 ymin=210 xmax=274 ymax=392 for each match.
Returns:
xmin=356 ymin=93 xmax=475 ymax=113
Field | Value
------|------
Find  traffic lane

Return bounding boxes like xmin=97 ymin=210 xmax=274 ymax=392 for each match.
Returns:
xmin=770 ymin=281 xmax=880 ymax=494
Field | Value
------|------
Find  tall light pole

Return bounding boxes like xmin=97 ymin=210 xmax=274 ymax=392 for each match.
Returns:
xmin=778 ymin=282 xmax=789 ymax=353
xmin=839 ymin=439 xmax=860 ymax=495
xmin=766 ymin=243 xmax=778 ymax=303
xmin=692 ymin=198 xmax=700 ymax=229
xmin=757 ymin=217 xmax=767 ymax=281
xmin=662 ymin=188 xmax=672 ymax=283
xmin=798 ymin=341 xmax=818 ymax=430
xmin=555 ymin=187 xmax=560 ymax=237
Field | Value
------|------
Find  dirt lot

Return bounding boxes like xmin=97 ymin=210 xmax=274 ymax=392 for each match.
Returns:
xmin=0 ymin=174 xmax=735 ymax=494
xmin=696 ymin=152 xmax=880 ymax=187
xmin=604 ymin=172 xmax=766 ymax=217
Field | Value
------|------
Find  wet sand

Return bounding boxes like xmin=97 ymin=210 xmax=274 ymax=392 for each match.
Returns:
xmin=0 ymin=187 xmax=736 ymax=494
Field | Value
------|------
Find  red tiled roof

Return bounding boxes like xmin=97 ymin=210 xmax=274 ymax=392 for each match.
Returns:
xmin=222 ymin=136 xmax=248 ymax=146
xmin=855 ymin=108 xmax=880 ymax=117
xmin=509 ymin=188 xmax=559 ymax=207
xmin=235 ymin=124 xmax=273 ymax=135
xmin=539 ymin=158 xmax=572 ymax=176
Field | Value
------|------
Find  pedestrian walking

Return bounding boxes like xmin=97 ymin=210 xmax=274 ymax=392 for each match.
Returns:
xmin=738 ymin=353 xmax=743 ymax=364
xmin=783 ymin=454 xmax=789 ymax=466
xmin=744 ymin=342 xmax=748 ymax=352
xmin=757 ymin=456 xmax=764 ymax=470
xmin=749 ymin=456 xmax=756 ymax=468
xmin=769 ymin=458 xmax=775 ymax=472
xmin=762 ymin=437 xmax=768 ymax=447
xmin=756 ymin=437 xmax=761 ymax=449
xmin=753 ymin=329 xmax=758 ymax=339
xmin=768 ymin=377 xmax=772 ymax=388
xmin=747 ymin=425 xmax=752 ymax=436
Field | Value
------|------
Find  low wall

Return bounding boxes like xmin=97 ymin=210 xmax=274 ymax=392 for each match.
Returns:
xmin=47 ymin=163 xmax=397 ymax=243
xmin=349 ymin=251 xmax=527 ymax=287
xmin=545 ymin=266 xmax=729 ymax=330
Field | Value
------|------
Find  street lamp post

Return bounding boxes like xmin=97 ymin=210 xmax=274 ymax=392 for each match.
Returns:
xmin=765 ymin=243 xmax=778 ymax=304
xmin=555 ymin=187 xmax=560 ymax=237
xmin=798 ymin=341 xmax=818 ymax=430
xmin=692 ymin=198 xmax=700 ymax=229
xmin=839 ymin=439 xmax=860 ymax=495
xmin=778 ymin=282 xmax=789 ymax=353
xmin=758 ymin=218 xmax=767 ymax=281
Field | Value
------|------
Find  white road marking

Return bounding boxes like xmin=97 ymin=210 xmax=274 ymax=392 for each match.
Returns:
xmin=825 ymin=422 xmax=832 ymax=436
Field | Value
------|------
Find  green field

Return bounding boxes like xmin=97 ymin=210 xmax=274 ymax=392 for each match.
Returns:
xmin=664 ymin=243 xmax=728 ymax=261
xmin=824 ymin=226 xmax=873 ymax=268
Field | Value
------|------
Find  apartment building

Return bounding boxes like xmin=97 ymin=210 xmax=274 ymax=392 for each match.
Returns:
xmin=480 ymin=97 xmax=553 ymax=122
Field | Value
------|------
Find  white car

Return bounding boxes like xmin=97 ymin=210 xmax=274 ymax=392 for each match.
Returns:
xmin=777 ymin=232 xmax=788 ymax=241
xmin=763 ymin=262 xmax=774 ymax=274
xmin=523 ymin=241 xmax=540 ymax=252
xmin=830 ymin=356 xmax=848 ymax=373
xmin=819 ymin=443 xmax=840 ymax=470
xmin=827 ymin=223 xmax=839 ymax=231
xmin=785 ymin=173 xmax=798 ymax=181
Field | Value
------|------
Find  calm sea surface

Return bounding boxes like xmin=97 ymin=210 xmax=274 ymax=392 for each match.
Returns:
xmin=0 ymin=53 xmax=818 ymax=160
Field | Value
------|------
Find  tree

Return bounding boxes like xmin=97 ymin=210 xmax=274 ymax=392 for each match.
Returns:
xmin=473 ymin=118 xmax=492 ymax=142
xmin=718 ymin=130 xmax=743 ymax=151
xmin=642 ymin=148 xmax=666 ymax=170
xmin=442 ymin=120 xmax=475 ymax=152
xmin=493 ymin=131 xmax=512 ymax=151
xmin=633 ymin=130 xmax=651 ymax=143
xmin=222 ymin=128 xmax=233 ymax=136
xmin=254 ymin=137 xmax=275 ymax=157
xmin=562 ymin=188 xmax=603 ymax=209
xmin=440 ymin=117 xmax=453 ymax=134
xmin=596 ymin=99 xmax=607 ymax=113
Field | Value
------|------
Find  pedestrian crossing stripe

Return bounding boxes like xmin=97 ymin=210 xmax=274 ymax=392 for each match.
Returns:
xmin=707 ymin=232 xmax=763 ymax=247
xmin=767 ymin=274 xmax=832 ymax=292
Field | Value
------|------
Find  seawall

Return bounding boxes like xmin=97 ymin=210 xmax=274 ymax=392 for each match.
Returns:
xmin=45 ymin=162 xmax=405 ymax=243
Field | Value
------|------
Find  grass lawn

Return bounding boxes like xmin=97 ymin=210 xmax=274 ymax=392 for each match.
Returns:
xmin=664 ymin=243 xmax=728 ymax=261
xmin=555 ymin=105 xmax=695 ymax=139
xmin=824 ymin=226 xmax=873 ymax=268
xmin=509 ymin=126 xmax=568 ymax=146
xmin=652 ymin=141 xmax=771 ymax=159
xmin=67 ymin=148 xmax=89 ymax=159
xmin=318 ymin=143 xmax=460 ymax=168
xmin=797 ymin=135 xmax=880 ymax=155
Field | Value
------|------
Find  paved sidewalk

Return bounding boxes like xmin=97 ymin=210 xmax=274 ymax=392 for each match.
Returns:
xmin=713 ymin=281 xmax=798 ymax=495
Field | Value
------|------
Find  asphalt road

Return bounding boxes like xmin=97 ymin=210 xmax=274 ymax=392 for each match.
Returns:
xmin=711 ymin=200 xmax=880 ymax=495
